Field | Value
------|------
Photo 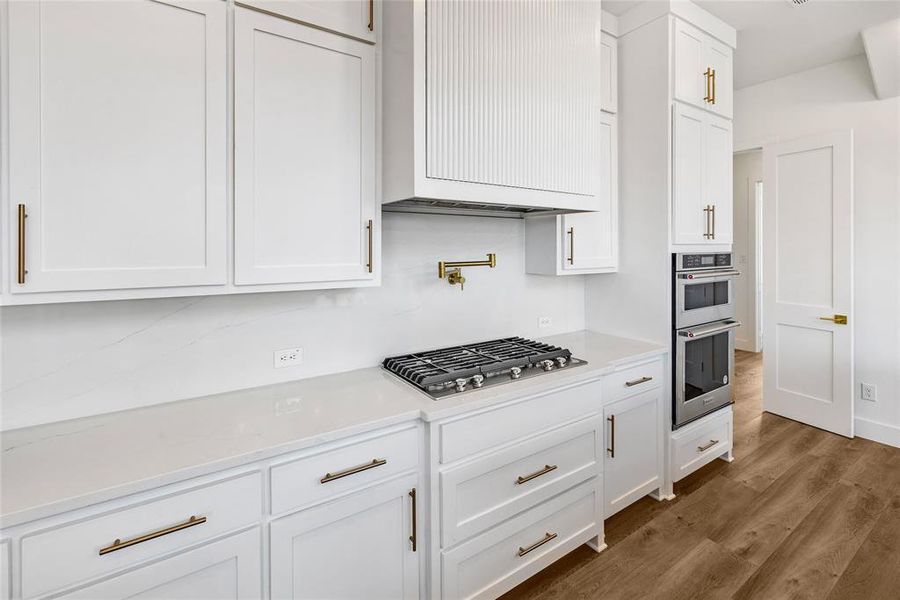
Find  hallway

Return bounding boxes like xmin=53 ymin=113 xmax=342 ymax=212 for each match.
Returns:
xmin=502 ymin=351 xmax=900 ymax=599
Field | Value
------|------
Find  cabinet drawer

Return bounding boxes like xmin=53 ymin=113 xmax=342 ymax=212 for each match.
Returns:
xmin=442 ymin=480 xmax=600 ymax=600
xmin=672 ymin=407 xmax=732 ymax=482
xmin=21 ymin=471 xmax=261 ymax=598
xmin=439 ymin=379 xmax=602 ymax=464
xmin=602 ymin=358 xmax=663 ymax=404
xmin=270 ymin=425 xmax=418 ymax=515
xmin=440 ymin=417 xmax=600 ymax=547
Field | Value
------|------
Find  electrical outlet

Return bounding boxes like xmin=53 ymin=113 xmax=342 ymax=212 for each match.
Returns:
xmin=861 ymin=383 xmax=877 ymax=402
xmin=274 ymin=347 xmax=303 ymax=369
xmin=538 ymin=316 xmax=553 ymax=329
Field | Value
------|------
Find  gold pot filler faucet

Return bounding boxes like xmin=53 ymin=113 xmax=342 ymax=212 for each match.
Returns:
xmin=438 ymin=253 xmax=496 ymax=291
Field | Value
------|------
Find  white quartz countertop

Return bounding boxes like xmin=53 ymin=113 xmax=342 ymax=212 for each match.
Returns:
xmin=1 ymin=330 xmax=665 ymax=528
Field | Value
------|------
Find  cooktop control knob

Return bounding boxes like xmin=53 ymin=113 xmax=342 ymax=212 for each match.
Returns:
xmin=471 ymin=374 xmax=485 ymax=388
xmin=510 ymin=367 xmax=522 ymax=380
xmin=556 ymin=357 xmax=568 ymax=368
xmin=455 ymin=378 xmax=468 ymax=393
xmin=541 ymin=359 xmax=554 ymax=372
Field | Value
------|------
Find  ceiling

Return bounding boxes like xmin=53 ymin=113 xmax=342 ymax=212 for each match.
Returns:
xmin=604 ymin=0 xmax=900 ymax=89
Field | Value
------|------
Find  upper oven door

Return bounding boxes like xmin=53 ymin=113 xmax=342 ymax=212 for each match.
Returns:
xmin=675 ymin=269 xmax=740 ymax=329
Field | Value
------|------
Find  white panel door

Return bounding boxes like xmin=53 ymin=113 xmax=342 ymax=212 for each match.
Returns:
xmin=7 ymin=0 xmax=227 ymax=293
xmin=561 ymin=114 xmax=618 ymax=272
xmin=58 ymin=529 xmax=261 ymax=600
xmin=705 ymin=114 xmax=733 ymax=244
xmin=237 ymin=0 xmax=376 ymax=43
xmin=603 ymin=389 xmax=661 ymax=517
xmin=673 ymin=103 xmax=707 ymax=244
xmin=234 ymin=7 xmax=377 ymax=285
xmin=270 ymin=474 xmax=419 ymax=599
xmin=763 ymin=131 xmax=854 ymax=437
xmin=600 ymin=32 xmax=618 ymax=114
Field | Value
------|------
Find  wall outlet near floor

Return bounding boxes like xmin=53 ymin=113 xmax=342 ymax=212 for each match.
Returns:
xmin=274 ymin=347 xmax=303 ymax=369
xmin=538 ymin=316 xmax=553 ymax=329
xmin=861 ymin=382 xmax=878 ymax=402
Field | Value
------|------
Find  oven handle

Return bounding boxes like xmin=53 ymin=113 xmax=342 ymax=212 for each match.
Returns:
xmin=678 ymin=270 xmax=741 ymax=280
xmin=678 ymin=320 xmax=742 ymax=339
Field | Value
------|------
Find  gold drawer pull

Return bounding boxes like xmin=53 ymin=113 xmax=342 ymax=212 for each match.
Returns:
xmin=607 ymin=414 xmax=615 ymax=458
xmin=321 ymin=458 xmax=386 ymax=483
xmin=409 ymin=488 xmax=417 ymax=552
xmin=368 ymin=0 xmax=374 ymax=31
xmin=697 ymin=439 xmax=719 ymax=452
xmin=516 ymin=464 xmax=558 ymax=485
xmin=99 ymin=515 xmax=206 ymax=556
xmin=518 ymin=532 xmax=557 ymax=557
xmin=567 ymin=227 xmax=575 ymax=265
xmin=366 ymin=219 xmax=374 ymax=273
xmin=625 ymin=376 xmax=652 ymax=387
xmin=17 ymin=204 xmax=27 ymax=284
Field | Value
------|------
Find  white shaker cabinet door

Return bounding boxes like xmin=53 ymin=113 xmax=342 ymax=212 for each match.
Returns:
xmin=270 ymin=474 xmax=420 ymax=600
xmin=600 ymin=32 xmax=618 ymax=114
xmin=705 ymin=114 xmax=733 ymax=244
xmin=706 ymin=38 xmax=733 ymax=119
xmin=57 ymin=529 xmax=262 ymax=600
xmin=237 ymin=0 xmax=377 ymax=43
xmin=234 ymin=7 xmax=377 ymax=286
xmin=672 ymin=102 xmax=708 ymax=245
xmin=6 ymin=0 xmax=227 ymax=293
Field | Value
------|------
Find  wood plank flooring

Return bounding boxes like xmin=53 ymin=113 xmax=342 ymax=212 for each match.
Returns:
xmin=502 ymin=351 xmax=900 ymax=600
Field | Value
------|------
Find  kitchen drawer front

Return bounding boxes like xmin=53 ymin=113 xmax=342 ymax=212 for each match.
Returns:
xmin=671 ymin=407 xmax=732 ymax=482
xmin=442 ymin=480 xmax=600 ymax=600
xmin=440 ymin=416 xmax=600 ymax=547
xmin=602 ymin=358 xmax=663 ymax=404
xmin=439 ymin=379 xmax=603 ymax=464
xmin=270 ymin=424 xmax=418 ymax=515
xmin=21 ymin=471 xmax=262 ymax=598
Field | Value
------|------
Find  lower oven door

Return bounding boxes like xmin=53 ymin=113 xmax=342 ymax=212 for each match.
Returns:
xmin=675 ymin=319 xmax=741 ymax=428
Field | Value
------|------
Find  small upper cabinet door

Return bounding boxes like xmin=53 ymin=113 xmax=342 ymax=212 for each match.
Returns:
xmin=673 ymin=19 xmax=733 ymax=119
xmin=672 ymin=103 xmax=707 ymax=245
xmin=706 ymin=37 xmax=733 ymax=119
xmin=270 ymin=474 xmax=420 ymax=600
xmin=600 ymin=32 xmax=618 ymax=114
xmin=234 ymin=8 xmax=377 ymax=286
xmin=7 ymin=0 xmax=227 ymax=294
xmin=238 ymin=0 xmax=376 ymax=43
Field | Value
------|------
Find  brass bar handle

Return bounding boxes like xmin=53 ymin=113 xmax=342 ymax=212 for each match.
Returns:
xmin=625 ymin=376 xmax=653 ymax=387
xmin=702 ymin=205 xmax=711 ymax=239
xmin=697 ymin=439 xmax=719 ymax=452
xmin=409 ymin=488 xmax=417 ymax=552
xmin=567 ymin=227 xmax=574 ymax=265
xmin=819 ymin=314 xmax=848 ymax=325
xmin=17 ymin=204 xmax=27 ymax=284
xmin=711 ymin=68 xmax=716 ymax=104
xmin=320 ymin=458 xmax=386 ymax=483
xmin=99 ymin=516 xmax=206 ymax=556
xmin=366 ymin=219 xmax=373 ymax=273
xmin=368 ymin=0 xmax=374 ymax=32
xmin=517 ymin=532 xmax=557 ymax=557
xmin=607 ymin=414 xmax=615 ymax=458
xmin=703 ymin=68 xmax=712 ymax=103
xmin=711 ymin=205 xmax=716 ymax=239
xmin=516 ymin=464 xmax=558 ymax=485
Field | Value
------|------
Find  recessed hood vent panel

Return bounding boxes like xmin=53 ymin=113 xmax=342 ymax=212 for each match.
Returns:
xmin=382 ymin=198 xmax=570 ymax=219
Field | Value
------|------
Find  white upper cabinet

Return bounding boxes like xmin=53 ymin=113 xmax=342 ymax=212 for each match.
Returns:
xmin=673 ymin=18 xmax=733 ymax=119
xmin=383 ymin=0 xmax=604 ymax=212
xmin=233 ymin=7 xmax=378 ymax=285
xmin=237 ymin=0 xmax=377 ymax=43
xmin=6 ymin=0 xmax=227 ymax=294
xmin=600 ymin=32 xmax=618 ymax=114
xmin=672 ymin=103 xmax=733 ymax=245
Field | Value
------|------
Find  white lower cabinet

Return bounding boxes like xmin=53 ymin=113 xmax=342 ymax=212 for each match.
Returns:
xmin=270 ymin=473 xmax=420 ymax=600
xmin=57 ymin=528 xmax=261 ymax=600
xmin=603 ymin=387 xmax=663 ymax=518
xmin=670 ymin=406 xmax=733 ymax=483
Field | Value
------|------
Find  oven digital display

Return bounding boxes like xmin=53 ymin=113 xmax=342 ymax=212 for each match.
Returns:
xmin=701 ymin=256 xmax=714 ymax=266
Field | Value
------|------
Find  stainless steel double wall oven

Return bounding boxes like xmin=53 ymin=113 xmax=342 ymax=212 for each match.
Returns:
xmin=673 ymin=253 xmax=741 ymax=428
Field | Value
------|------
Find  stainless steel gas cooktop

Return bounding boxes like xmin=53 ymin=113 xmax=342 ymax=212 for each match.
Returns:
xmin=382 ymin=337 xmax=587 ymax=399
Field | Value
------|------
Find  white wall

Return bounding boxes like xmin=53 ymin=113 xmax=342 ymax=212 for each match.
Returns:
xmin=0 ymin=213 xmax=585 ymax=430
xmin=735 ymin=54 xmax=900 ymax=446
xmin=732 ymin=150 xmax=762 ymax=352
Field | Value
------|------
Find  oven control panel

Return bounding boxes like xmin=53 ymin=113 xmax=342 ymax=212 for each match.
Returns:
xmin=678 ymin=253 xmax=731 ymax=270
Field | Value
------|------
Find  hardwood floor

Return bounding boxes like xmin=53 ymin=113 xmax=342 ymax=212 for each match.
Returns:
xmin=502 ymin=351 xmax=900 ymax=600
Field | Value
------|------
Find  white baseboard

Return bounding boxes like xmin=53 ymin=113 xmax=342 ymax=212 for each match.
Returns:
xmin=855 ymin=417 xmax=900 ymax=448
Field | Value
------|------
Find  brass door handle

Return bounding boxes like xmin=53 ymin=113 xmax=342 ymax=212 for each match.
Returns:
xmin=518 ymin=532 xmax=557 ymax=557
xmin=607 ymin=414 xmax=615 ymax=458
xmin=368 ymin=0 xmax=374 ymax=31
xmin=17 ymin=204 xmax=27 ymax=284
xmin=711 ymin=68 xmax=716 ymax=104
xmin=366 ymin=219 xmax=373 ymax=273
xmin=697 ymin=439 xmax=719 ymax=452
xmin=516 ymin=464 xmax=558 ymax=485
xmin=320 ymin=458 xmax=386 ymax=483
xmin=819 ymin=314 xmax=848 ymax=325
xmin=567 ymin=227 xmax=574 ymax=265
xmin=409 ymin=488 xmax=417 ymax=552
xmin=99 ymin=516 xmax=206 ymax=555
xmin=625 ymin=376 xmax=653 ymax=387
xmin=704 ymin=67 xmax=712 ymax=103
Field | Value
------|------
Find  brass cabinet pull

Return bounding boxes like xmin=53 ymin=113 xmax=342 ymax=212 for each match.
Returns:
xmin=366 ymin=219 xmax=373 ymax=273
xmin=697 ymin=439 xmax=719 ymax=452
xmin=625 ymin=376 xmax=653 ymax=387
xmin=518 ymin=532 xmax=557 ymax=557
xmin=99 ymin=515 xmax=206 ymax=556
xmin=567 ymin=227 xmax=574 ymax=265
xmin=368 ymin=0 xmax=374 ymax=31
xmin=607 ymin=414 xmax=615 ymax=458
xmin=320 ymin=458 xmax=386 ymax=483
xmin=711 ymin=68 xmax=716 ymax=104
xmin=17 ymin=204 xmax=27 ymax=284
xmin=711 ymin=205 xmax=716 ymax=239
xmin=702 ymin=205 xmax=711 ymax=239
xmin=409 ymin=488 xmax=417 ymax=552
xmin=704 ymin=67 xmax=712 ymax=103
xmin=516 ymin=464 xmax=558 ymax=485
xmin=819 ymin=314 xmax=848 ymax=325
